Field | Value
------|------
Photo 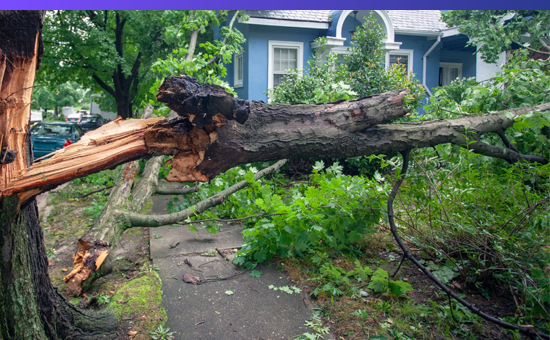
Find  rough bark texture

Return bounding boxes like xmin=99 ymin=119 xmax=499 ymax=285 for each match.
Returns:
xmin=0 ymin=11 xmax=119 ymax=339
xmin=3 ymin=77 xmax=550 ymax=200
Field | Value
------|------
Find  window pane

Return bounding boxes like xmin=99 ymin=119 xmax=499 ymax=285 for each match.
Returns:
xmin=274 ymin=47 xmax=299 ymax=72
xmin=273 ymin=74 xmax=285 ymax=87
xmin=449 ymin=67 xmax=459 ymax=80
xmin=389 ymin=54 xmax=408 ymax=73
xmin=288 ymin=49 xmax=297 ymax=69
xmin=272 ymin=46 xmax=299 ymax=89
xmin=237 ymin=56 xmax=243 ymax=81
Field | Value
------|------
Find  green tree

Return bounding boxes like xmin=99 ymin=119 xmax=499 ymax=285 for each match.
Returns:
xmin=40 ymin=11 xmax=173 ymax=119
xmin=31 ymin=82 xmax=82 ymax=116
xmin=442 ymin=10 xmax=550 ymax=64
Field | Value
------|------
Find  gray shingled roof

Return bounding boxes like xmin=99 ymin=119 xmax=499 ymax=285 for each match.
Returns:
xmin=387 ymin=10 xmax=448 ymax=32
xmin=244 ymin=10 xmax=331 ymax=23
xmin=244 ymin=10 xmax=449 ymax=33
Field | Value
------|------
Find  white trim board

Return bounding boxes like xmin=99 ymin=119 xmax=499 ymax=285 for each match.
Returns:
xmin=240 ymin=17 xmax=329 ymax=29
xmin=234 ymin=53 xmax=243 ymax=88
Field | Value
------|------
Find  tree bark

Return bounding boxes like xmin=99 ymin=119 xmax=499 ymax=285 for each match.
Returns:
xmin=0 ymin=11 xmax=119 ymax=339
xmin=3 ymin=77 xmax=548 ymax=200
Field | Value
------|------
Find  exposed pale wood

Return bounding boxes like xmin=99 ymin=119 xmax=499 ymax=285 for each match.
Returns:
xmin=0 ymin=31 xmax=40 ymax=189
xmin=1 ymin=116 xmax=164 ymax=196
xmin=63 ymin=238 xmax=111 ymax=297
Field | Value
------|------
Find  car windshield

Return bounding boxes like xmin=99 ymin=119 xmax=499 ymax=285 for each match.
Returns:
xmin=31 ymin=124 xmax=72 ymax=136
xmin=81 ymin=117 xmax=98 ymax=123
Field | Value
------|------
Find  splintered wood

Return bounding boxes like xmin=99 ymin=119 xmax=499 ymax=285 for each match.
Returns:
xmin=1 ymin=116 xmax=164 ymax=197
xmin=0 ymin=32 xmax=41 ymax=189
xmin=63 ymin=238 xmax=110 ymax=297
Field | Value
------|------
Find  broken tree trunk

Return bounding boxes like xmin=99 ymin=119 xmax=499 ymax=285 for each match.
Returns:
xmin=3 ymin=76 xmax=548 ymax=200
xmin=0 ymin=11 xmax=118 ymax=339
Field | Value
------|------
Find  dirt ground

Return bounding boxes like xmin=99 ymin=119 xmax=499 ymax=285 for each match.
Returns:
xmin=38 ymin=182 xmax=156 ymax=339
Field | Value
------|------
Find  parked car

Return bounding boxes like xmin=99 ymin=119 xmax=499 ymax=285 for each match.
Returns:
xmin=31 ymin=122 xmax=83 ymax=160
xmin=79 ymin=114 xmax=104 ymax=132
xmin=65 ymin=112 xmax=82 ymax=123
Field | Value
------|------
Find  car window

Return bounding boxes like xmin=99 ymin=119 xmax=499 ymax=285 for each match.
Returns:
xmin=31 ymin=124 xmax=72 ymax=136
xmin=75 ymin=126 xmax=83 ymax=139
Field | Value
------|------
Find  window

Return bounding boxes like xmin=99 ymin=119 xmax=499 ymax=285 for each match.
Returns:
xmin=234 ymin=53 xmax=243 ymax=88
xmin=439 ymin=62 xmax=463 ymax=86
xmin=268 ymin=41 xmax=303 ymax=90
xmin=385 ymin=49 xmax=414 ymax=74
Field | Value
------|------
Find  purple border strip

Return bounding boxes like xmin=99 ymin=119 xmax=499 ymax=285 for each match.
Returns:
xmin=3 ymin=0 xmax=546 ymax=10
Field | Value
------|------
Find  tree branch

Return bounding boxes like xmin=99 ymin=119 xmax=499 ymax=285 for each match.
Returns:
xmin=91 ymin=73 xmax=115 ymax=97
xmin=495 ymin=129 xmax=518 ymax=152
xmin=118 ymin=160 xmax=287 ymax=228
xmin=3 ymin=80 xmax=549 ymax=199
xmin=176 ymin=213 xmax=286 ymax=226
xmin=205 ymin=10 xmax=240 ymax=66
xmin=156 ymin=184 xmax=199 ymax=195
xmin=512 ymin=38 xmax=550 ymax=55
xmin=387 ymin=151 xmax=550 ymax=339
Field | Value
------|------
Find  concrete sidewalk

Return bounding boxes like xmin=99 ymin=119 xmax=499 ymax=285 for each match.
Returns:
xmin=149 ymin=192 xmax=319 ymax=340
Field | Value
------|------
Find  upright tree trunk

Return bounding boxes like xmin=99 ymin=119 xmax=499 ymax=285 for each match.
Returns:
xmin=115 ymin=93 xmax=131 ymax=119
xmin=0 ymin=10 xmax=118 ymax=339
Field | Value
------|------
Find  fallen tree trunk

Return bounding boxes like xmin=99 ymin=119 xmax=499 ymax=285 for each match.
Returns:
xmin=2 ymin=77 xmax=548 ymax=200
xmin=2 ymin=76 xmax=549 ymax=298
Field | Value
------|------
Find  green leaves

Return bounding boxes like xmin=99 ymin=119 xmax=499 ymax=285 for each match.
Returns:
xmin=365 ymin=268 xmax=413 ymax=298
xmin=249 ymin=270 xmax=262 ymax=278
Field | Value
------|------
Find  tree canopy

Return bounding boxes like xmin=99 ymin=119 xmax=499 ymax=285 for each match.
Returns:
xmin=38 ymin=10 xmax=245 ymax=119
xmin=31 ymin=82 xmax=83 ymax=113
xmin=442 ymin=10 xmax=550 ymax=63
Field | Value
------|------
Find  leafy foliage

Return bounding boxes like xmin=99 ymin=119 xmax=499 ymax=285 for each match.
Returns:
xmin=267 ymin=37 xmax=354 ymax=104
xmin=150 ymin=10 xmax=247 ymax=101
xmin=41 ymin=11 xmax=174 ymax=117
xmin=234 ymin=161 xmax=388 ymax=265
xmin=423 ymin=51 xmax=550 ymax=161
xmin=398 ymin=146 xmax=550 ymax=327
xmin=442 ymin=10 xmax=550 ymax=64
xmin=31 ymin=82 xmax=83 ymax=113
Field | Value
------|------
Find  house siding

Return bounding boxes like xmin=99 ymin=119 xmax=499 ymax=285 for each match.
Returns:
xmin=394 ymin=34 xmax=441 ymax=92
xmin=440 ymin=50 xmax=477 ymax=80
xmin=246 ymin=25 xmax=324 ymax=102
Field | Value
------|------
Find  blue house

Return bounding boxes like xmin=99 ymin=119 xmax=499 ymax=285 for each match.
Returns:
xmin=219 ymin=10 xmax=507 ymax=104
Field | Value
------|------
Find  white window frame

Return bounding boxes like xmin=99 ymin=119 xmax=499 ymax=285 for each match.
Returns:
xmin=268 ymin=40 xmax=304 ymax=90
xmin=439 ymin=62 xmax=463 ymax=86
xmin=234 ymin=53 xmax=243 ymax=88
xmin=385 ymin=49 xmax=414 ymax=75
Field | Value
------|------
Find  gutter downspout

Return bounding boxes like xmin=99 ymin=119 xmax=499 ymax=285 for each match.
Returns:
xmin=422 ymin=36 xmax=441 ymax=96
